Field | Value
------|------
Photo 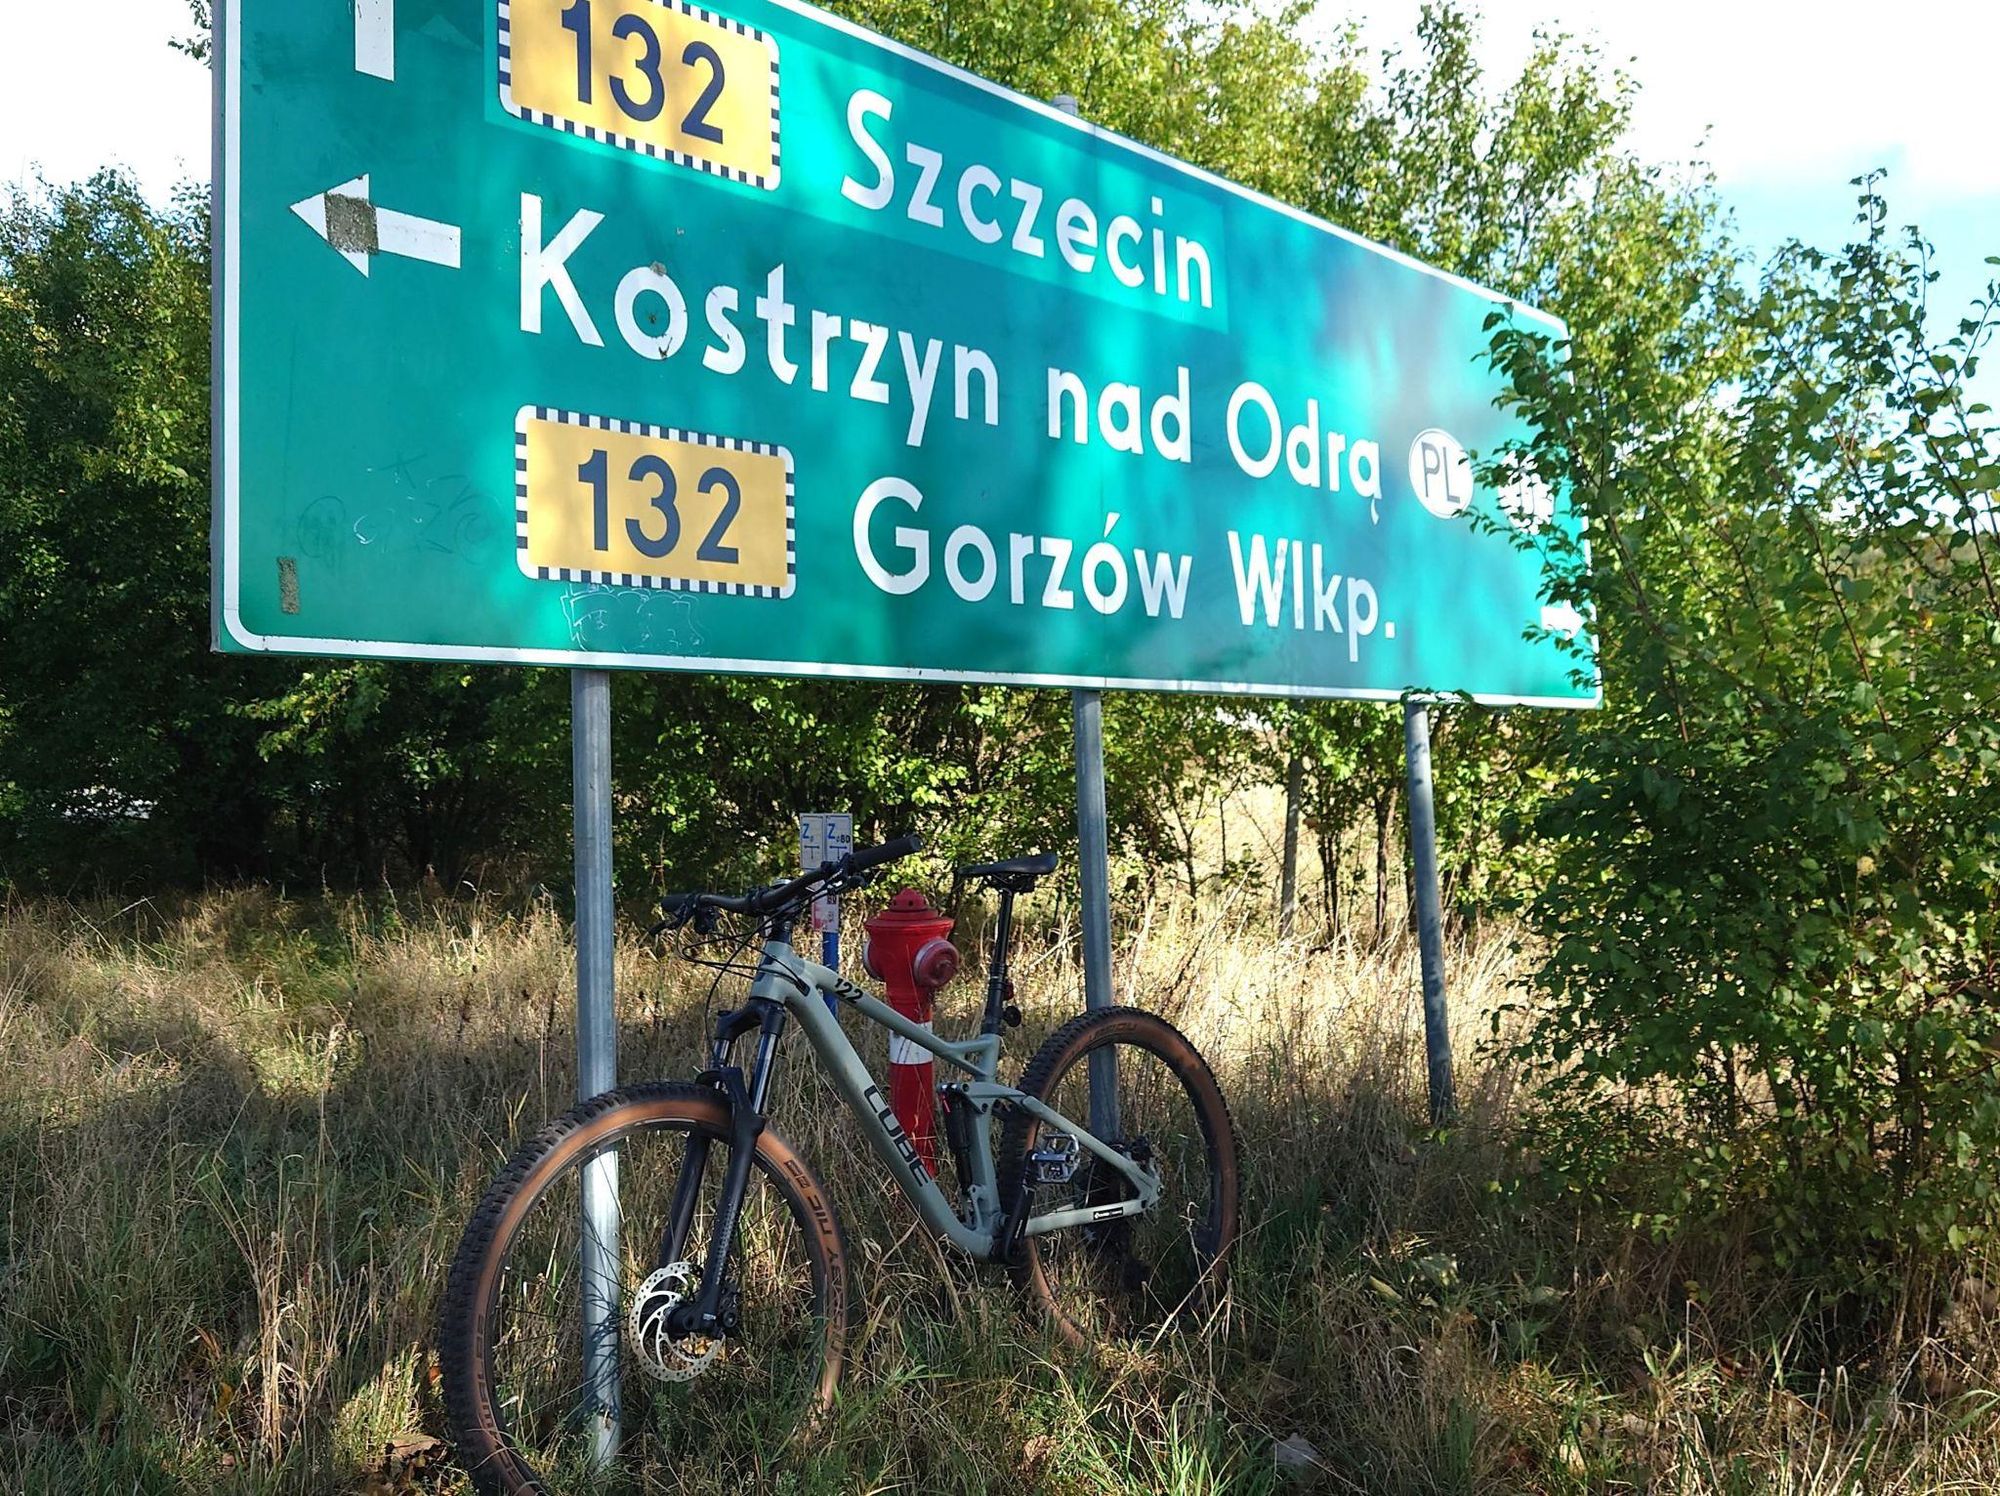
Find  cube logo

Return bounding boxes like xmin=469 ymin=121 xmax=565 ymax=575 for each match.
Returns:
xmin=1408 ymin=428 xmax=1473 ymax=520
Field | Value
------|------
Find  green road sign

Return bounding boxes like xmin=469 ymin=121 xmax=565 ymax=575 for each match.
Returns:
xmin=214 ymin=0 xmax=1597 ymax=706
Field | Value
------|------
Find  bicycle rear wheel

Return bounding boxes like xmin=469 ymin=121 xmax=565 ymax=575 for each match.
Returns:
xmin=438 ymin=1082 xmax=849 ymax=1494
xmin=1001 ymin=1007 xmax=1238 ymax=1347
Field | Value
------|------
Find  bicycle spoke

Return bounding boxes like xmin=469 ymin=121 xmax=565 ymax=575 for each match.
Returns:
xmin=1016 ymin=1017 xmax=1234 ymax=1346
xmin=470 ymin=1105 xmax=834 ymax=1485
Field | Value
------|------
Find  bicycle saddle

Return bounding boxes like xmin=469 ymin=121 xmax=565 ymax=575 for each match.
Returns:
xmin=954 ymin=850 xmax=1058 ymax=891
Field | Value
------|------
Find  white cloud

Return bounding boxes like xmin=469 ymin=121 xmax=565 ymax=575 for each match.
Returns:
xmin=1327 ymin=0 xmax=2000 ymax=197
xmin=0 ymin=0 xmax=210 ymax=199
xmin=6 ymin=0 xmax=1992 ymax=206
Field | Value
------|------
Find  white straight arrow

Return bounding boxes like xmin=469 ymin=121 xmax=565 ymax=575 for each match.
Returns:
xmin=355 ymin=0 xmax=395 ymax=80
xmin=291 ymin=175 xmax=461 ymax=277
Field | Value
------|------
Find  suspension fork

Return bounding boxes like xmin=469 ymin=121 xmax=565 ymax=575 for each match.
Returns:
xmin=656 ymin=1006 xmax=752 ymax=1269
xmin=664 ymin=999 xmax=787 ymax=1336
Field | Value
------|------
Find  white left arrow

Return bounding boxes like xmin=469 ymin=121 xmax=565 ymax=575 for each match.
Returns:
xmin=291 ymin=175 xmax=461 ymax=277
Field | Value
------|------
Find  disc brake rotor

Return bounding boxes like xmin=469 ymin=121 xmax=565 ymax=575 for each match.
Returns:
xmin=627 ymin=1262 xmax=723 ymax=1382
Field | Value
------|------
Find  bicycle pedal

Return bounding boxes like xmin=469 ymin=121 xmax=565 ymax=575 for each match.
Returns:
xmin=1029 ymin=1131 xmax=1081 ymax=1184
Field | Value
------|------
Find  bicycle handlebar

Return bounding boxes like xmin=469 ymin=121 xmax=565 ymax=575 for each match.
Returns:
xmin=654 ymin=833 xmax=924 ymax=932
xmin=850 ymin=833 xmax=923 ymax=875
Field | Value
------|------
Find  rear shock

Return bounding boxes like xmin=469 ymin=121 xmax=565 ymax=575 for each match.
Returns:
xmin=939 ymin=1083 xmax=976 ymax=1196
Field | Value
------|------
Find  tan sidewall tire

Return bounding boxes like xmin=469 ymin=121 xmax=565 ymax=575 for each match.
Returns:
xmin=438 ymin=1083 xmax=849 ymax=1495
xmin=1001 ymin=1007 xmax=1240 ymax=1348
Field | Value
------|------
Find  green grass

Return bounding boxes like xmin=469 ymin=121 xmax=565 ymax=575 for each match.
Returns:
xmin=1 ymin=886 xmax=1994 ymax=1492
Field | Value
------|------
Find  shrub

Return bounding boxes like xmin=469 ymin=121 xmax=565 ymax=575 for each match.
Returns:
xmin=1492 ymin=182 xmax=2000 ymax=1294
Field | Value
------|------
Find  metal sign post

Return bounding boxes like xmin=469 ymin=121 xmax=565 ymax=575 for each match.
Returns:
xmin=1054 ymin=92 xmax=1115 ymax=1139
xmin=1071 ymin=686 xmax=1119 ymax=1137
xmin=1402 ymin=700 xmax=1456 ymax=1124
xmin=571 ymin=669 xmax=620 ymax=1461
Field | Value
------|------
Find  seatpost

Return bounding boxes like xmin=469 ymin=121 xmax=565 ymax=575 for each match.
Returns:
xmin=981 ymin=888 xmax=1016 ymax=1035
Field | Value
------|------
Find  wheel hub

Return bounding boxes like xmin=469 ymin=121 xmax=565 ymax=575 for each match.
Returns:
xmin=627 ymin=1262 xmax=723 ymax=1382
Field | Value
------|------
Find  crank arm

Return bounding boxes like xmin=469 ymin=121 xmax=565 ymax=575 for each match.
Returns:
xmin=1006 ymin=1092 xmax=1162 ymax=1206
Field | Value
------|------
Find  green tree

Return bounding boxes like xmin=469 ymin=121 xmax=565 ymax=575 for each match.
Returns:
xmin=0 ymin=173 xmax=268 ymax=885
xmin=0 ymin=174 xmax=566 ymax=889
xmin=1492 ymin=181 xmax=2000 ymax=1296
xmin=1232 ymin=6 xmax=1738 ymax=941
xmin=239 ymin=662 xmax=565 ymax=885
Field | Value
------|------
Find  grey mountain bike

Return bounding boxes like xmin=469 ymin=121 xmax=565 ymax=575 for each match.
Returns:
xmin=438 ymin=834 xmax=1238 ymax=1493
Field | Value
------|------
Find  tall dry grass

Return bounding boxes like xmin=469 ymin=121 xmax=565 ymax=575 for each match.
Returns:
xmin=1 ymin=879 xmax=1995 ymax=1493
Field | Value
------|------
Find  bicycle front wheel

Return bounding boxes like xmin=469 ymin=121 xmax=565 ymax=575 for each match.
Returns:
xmin=1001 ymin=1007 xmax=1239 ymax=1348
xmin=438 ymin=1082 xmax=849 ymax=1494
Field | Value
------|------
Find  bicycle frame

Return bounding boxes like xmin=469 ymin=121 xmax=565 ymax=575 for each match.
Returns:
xmin=647 ymin=909 xmax=1163 ymax=1342
xmin=700 ymin=933 xmax=1160 ymax=1266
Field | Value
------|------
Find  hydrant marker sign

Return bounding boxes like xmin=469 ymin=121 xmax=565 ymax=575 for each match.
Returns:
xmin=213 ymin=0 xmax=1598 ymax=706
xmin=798 ymin=813 xmax=852 ymax=933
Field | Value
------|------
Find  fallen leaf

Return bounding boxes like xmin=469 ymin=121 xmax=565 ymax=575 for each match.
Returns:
xmin=362 ymin=1432 xmax=447 ymax=1494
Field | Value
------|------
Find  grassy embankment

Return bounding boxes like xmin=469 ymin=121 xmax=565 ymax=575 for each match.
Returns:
xmin=1 ymin=875 xmax=1995 ymax=1492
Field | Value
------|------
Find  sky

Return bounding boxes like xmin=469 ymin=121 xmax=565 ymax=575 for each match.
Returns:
xmin=1 ymin=0 xmax=1994 ymax=339
xmin=1337 ymin=1 xmax=1999 ymax=332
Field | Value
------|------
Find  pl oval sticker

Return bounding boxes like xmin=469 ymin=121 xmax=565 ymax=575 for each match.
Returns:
xmin=1408 ymin=427 xmax=1473 ymax=520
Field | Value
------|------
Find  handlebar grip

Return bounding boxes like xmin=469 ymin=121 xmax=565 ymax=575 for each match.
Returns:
xmin=849 ymin=833 xmax=922 ymax=873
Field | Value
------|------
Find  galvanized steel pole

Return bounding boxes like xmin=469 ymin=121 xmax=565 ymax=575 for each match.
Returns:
xmin=1403 ymin=700 xmax=1457 ymax=1124
xmin=572 ymin=669 xmax=621 ymax=1463
xmin=1051 ymin=95 xmax=1118 ymax=1139
xmin=1073 ymin=687 xmax=1119 ymax=1137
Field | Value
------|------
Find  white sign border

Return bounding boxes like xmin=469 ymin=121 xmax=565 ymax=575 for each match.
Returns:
xmin=211 ymin=0 xmax=1598 ymax=711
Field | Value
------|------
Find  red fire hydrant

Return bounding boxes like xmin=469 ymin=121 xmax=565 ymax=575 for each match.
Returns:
xmin=862 ymin=889 xmax=960 ymax=1176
